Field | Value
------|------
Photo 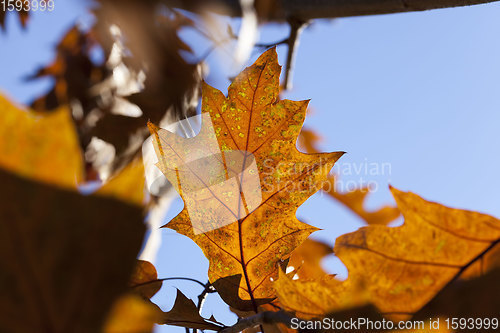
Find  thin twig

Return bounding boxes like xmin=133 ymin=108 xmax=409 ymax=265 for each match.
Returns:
xmin=283 ymin=18 xmax=309 ymax=91
xmin=197 ymin=281 xmax=216 ymax=312
xmin=254 ymin=37 xmax=289 ymax=49
xmin=195 ymin=281 xmax=217 ymax=333
xmin=219 ymin=311 xmax=294 ymax=333
xmin=132 ymin=277 xmax=208 ymax=289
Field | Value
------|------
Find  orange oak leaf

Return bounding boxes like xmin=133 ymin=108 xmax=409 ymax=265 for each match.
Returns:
xmin=299 ymin=128 xmax=400 ymax=225
xmin=148 ymin=48 xmax=344 ymax=312
xmin=274 ymin=187 xmax=500 ymax=320
xmin=287 ymin=239 xmax=333 ymax=280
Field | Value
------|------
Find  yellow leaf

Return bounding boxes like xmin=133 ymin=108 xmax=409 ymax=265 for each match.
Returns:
xmin=288 ymin=239 xmax=333 ymax=279
xmin=148 ymin=48 xmax=343 ymax=311
xmin=0 ymin=95 xmax=146 ymax=332
xmin=103 ymin=295 xmax=160 ymax=333
xmin=273 ymin=269 xmax=368 ymax=319
xmin=0 ymin=94 xmax=83 ymax=189
xmin=274 ymin=187 xmax=500 ymax=319
xmin=97 ymin=158 xmax=146 ymax=206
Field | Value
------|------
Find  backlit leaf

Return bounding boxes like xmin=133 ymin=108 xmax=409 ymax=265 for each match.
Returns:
xmin=287 ymin=239 xmax=333 ymax=279
xmin=158 ymin=290 xmax=224 ymax=331
xmin=148 ymin=48 xmax=343 ymax=311
xmin=0 ymin=94 xmax=146 ymax=333
xmin=0 ymin=94 xmax=83 ymax=189
xmin=274 ymin=187 xmax=500 ymax=320
xmin=0 ymin=169 xmax=145 ymax=333
xmin=129 ymin=260 xmax=162 ymax=299
xmin=103 ymin=294 xmax=160 ymax=333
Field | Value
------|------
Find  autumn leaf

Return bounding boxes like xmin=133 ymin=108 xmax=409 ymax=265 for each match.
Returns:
xmin=413 ymin=267 xmax=500 ymax=320
xmin=97 ymin=158 xmax=146 ymax=206
xmin=307 ymin=270 xmax=500 ymax=333
xmin=148 ymin=48 xmax=343 ymax=311
xmin=158 ymin=290 xmax=225 ymax=331
xmin=129 ymin=260 xmax=163 ymax=299
xmin=0 ymin=94 xmax=146 ymax=332
xmin=0 ymin=94 xmax=84 ymax=189
xmin=274 ymin=187 xmax=500 ymax=320
xmin=324 ymin=181 xmax=401 ymax=226
xmin=273 ymin=269 xmax=368 ymax=319
xmin=103 ymin=294 xmax=160 ymax=333
xmin=103 ymin=260 xmax=162 ymax=333
xmin=288 ymin=239 xmax=333 ymax=279
xmin=121 ymin=260 xmax=224 ymax=331
xmin=29 ymin=8 xmax=201 ymax=179
xmin=0 ymin=168 xmax=145 ymax=333
xmin=299 ymin=128 xmax=400 ymax=226
xmin=0 ymin=93 xmax=146 ymax=204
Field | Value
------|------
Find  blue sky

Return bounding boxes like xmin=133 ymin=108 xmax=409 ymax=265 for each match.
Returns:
xmin=2 ymin=1 xmax=500 ymax=331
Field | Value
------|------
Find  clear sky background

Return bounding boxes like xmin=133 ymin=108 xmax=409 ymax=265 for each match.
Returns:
xmin=2 ymin=1 xmax=500 ymax=331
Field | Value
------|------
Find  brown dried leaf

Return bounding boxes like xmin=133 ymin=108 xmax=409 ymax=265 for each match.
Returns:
xmin=0 ymin=94 xmax=146 ymax=333
xmin=158 ymin=290 xmax=224 ymax=331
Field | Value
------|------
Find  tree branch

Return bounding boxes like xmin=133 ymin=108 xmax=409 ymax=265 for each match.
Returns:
xmin=219 ymin=311 xmax=294 ymax=333
xmin=170 ymin=0 xmax=499 ymax=21
xmin=282 ymin=18 xmax=308 ymax=90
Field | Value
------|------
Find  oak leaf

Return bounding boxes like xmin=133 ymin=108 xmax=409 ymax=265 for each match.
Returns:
xmin=0 ymin=94 xmax=83 ymax=189
xmin=97 ymin=158 xmax=146 ymax=206
xmin=123 ymin=260 xmax=224 ymax=331
xmin=148 ymin=48 xmax=343 ymax=311
xmin=287 ymin=239 xmax=333 ymax=279
xmin=0 ymin=94 xmax=147 ymax=332
xmin=274 ymin=187 xmax=500 ymax=320
xmin=129 ymin=260 xmax=163 ymax=299
xmin=103 ymin=294 xmax=160 ymax=333
xmin=0 ymin=93 xmax=146 ymax=204
xmin=158 ymin=290 xmax=224 ymax=330
xmin=0 ymin=168 xmax=145 ymax=333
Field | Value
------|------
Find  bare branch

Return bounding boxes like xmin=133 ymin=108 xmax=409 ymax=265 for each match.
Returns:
xmin=282 ymin=18 xmax=308 ymax=90
xmin=219 ymin=311 xmax=294 ymax=333
xmin=170 ymin=0 xmax=499 ymax=21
